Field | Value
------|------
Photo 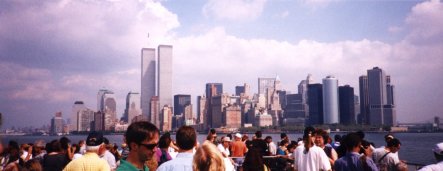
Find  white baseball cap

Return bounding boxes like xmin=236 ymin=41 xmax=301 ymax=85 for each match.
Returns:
xmin=235 ymin=133 xmax=242 ymax=138
xmin=433 ymin=142 xmax=443 ymax=155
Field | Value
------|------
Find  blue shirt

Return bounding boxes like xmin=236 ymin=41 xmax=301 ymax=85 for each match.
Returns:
xmin=334 ymin=152 xmax=379 ymax=171
xmin=156 ymin=152 xmax=194 ymax=171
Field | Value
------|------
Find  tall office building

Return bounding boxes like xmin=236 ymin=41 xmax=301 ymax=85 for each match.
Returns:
xmin=150 ymin=96 xmax=160 ymax=127
xmin=124 ymin=92 xmax=142 ymax=123
xmin=71 ymin=101 xmax=86 ymax=131
xmin=339 ymin=85 xmax=355 ymax=125
xmin=158 ymin=45 xmax=173 ymax=117
xmin=197 ymin=96 xmax=207 ymax=125
xmin=368 ymin=67 xmax=387 ymax=125
xmin=205 ymin=83 xmax=223 ymax=128
xmin=359 ymin=76 xmax=370 ymax=125
xmin=366 ymin=67 xmax=396 ymax=126
xmin=160 ymin=105 xmax=173 ymax=131
xmin=211 ymin=94 xmax=230 ymax=128
xmin=224 ymin=105 xmax=242 ymax=128
xmin=51 ymin=112 xmax=64 ymax=135
xmin=258 ymin=78 xmax=276 ymax=95
xmin=141 ymin=48 xmax=156 ymax=120
xmin=77 ymin=108 xmax=95 ymax=132
xmin=97 ymin=90 xmax=116 ymax=131
xmin=235 ymin=86 xmax=245 ymax=96
xmin=308 ymin=84 xmax=323 ymax=125
xmin=322 ymin=76 xmax=339 ymax=124
xmin=174 ymin=94 xmax=191 ymax=115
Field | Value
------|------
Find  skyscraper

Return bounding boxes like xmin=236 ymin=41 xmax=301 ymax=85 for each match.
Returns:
xmin=339 ymin=85 xmax=355 ymax=125
xmin=174 ymin=94 xmax=191 ymax=115
xmin=141 ymin=48 xmax=156 ymax=120
xmin=368 ymin=67 xmax=387 ymax=125
xmin=158 ymin=45 xmax=173 ymax=117
xmin=51 ymin=112 xmax=64 ymax=135
xmin=205 ymin=83 xmax=223 ymax=128
xmin=197 ymin=95 xmax=207 ymax=126
xmin=97 ymin=90 xmax=116 ymax=131
xmin=150 ymin=96 xmax=160 ymax=127
xmin=322 ymin=76 xmax=339 ymax=124
xmin=359 ymin=76 xmax=370 ymax=124
xmin=71 ymin=101 xmax=86 ymax=131
xmin=258 ymin=78 xmax=276 ymax=95
xmin=235 ymin=86 xmax=245 ymax=96
xmin=308 ymin=84 xmax=323 ymax=125
xmin=124 ymin=92 xmax=142 ymax=123
xmin=366 ymin=67 xmax=396 ymax=126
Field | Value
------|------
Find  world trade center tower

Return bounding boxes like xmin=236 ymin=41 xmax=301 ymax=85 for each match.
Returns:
xmin=158 ymin=45 xmax=173 ymax=113
xmin=141 ymin=48 xmax=156 ymax=120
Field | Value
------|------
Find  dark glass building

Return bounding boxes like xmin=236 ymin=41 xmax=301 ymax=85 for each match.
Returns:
xmin=339 ymin=85 xmax=355 ymax=125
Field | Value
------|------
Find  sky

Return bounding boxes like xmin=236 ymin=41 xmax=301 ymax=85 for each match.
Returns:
xmin=1 ymin=0 xmax=443 ymax=129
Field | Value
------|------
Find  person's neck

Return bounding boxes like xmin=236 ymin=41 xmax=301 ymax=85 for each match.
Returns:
xmin=126 ymin=153 xmax=144 ymax=170
xmin=178 ymin=149 xmax=193 ymax=153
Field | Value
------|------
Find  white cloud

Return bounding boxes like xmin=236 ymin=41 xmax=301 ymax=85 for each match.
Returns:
xmin=388 ymin=26 xmax=403 ymax=34
xmin=404 ymin=0 xmax=443 ymax=45
xmin=202 ymin=0 xmax=267 ymax=21
xmin=301 ymin=0 xmax=334 ymax=9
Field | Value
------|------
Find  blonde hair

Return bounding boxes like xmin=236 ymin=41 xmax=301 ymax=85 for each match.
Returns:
xmin=193 ymin=142 xmax=225 ymax=171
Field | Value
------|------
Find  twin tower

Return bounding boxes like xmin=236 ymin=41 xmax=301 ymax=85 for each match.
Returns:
xmin=141 ymin=45 xmax=173 ymax=128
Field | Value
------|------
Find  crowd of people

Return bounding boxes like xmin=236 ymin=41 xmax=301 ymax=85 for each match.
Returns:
xmin=0 ymin=122 xmax=442 ymax=171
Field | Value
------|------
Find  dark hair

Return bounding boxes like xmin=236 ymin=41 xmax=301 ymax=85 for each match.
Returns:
xmin=125 ymin=121 xmax=160 ymax=150
xmin=255 ymin=131 xmax=262 ymax=138
xmin=280 ymin=139 xmax=289 ymax=146
xmin=50 ymin=140 xmax=62 ymax=153
xmin=59 ymin=136 xmax=71 ymax=150
xmin=334 ymin=134 xmax=342 ymax=142
xmin=303 ymin=126 xmax=315 ymax=152
xmin=176 ymin=126 xmax=196 ymax=150
xmin=243 ymin=148 xmax=265 ymax=171
xmin=210 ymin=128 xmax=216 ymax=135
xmin=72 ymin=144 xmax=80 ymax=153
xmin=314 ymin=129 xmax=329 ymax=144
xmin=356 ymin=130 xmax=365 ymax=139
xmin=344 ymin=133 xmax=361 ymax=151
xmin=281 ymin=133 xmax=287 ymax=139
xmin=227 ymin=134 xmax=232 ymax=140
xmin=265 ymin=136 xmax=272 ymax=141
xmin=103 ymin=137 xmax=110 ymax=145
xmin=159 ymin=133 xmax=172 ymax=149
xmin=387 ymin=138 xmax=401 ymax=147
xmin=359 ymin=140 xmax=371 ymax=154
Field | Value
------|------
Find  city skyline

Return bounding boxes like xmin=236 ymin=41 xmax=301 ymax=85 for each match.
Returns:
xmin=1 ymin=0 xmax=442 ymax=128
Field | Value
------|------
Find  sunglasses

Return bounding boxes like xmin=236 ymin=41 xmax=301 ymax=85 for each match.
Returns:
xmin=138 ymin=143 xmax=158 ymax=150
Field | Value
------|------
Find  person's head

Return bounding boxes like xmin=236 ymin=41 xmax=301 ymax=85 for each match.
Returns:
xmin=344 ymin=133 xmax=362 ymax=152
xmin=384 ymin=134 xmax=395 ymax=143
xmin=210 ymin=128 xmax=216 ymax=135
xmin=334 ymin=134 xmax=342 ymax=142
xmin=242 ymin=134 xmax=249 ymax=142
xmin=235 ymin=133 xmax=242 ymax=141
xmin=158 ymin=133 xmax=172 ymax=149
xmin=221 ymin=137 xmax=230 ymax=148
xmin=78 ymin=140 xmax=85 ymax=147
xmin=359 ymin=140 xmax=373 ymax=157
xmin=281 ymin=133 xmax=288 ymax=140
xmin=125 ymin=121 xmax=160 ymax=163
xmin=433 ymin=142 xmax=443 ymax=162
xmin=255 ymin=131 xmax=262 ymax=139
xmin=192 ymin=142 xmax=225 ymax=171
xmin=33 ymin=140 xmax=45 ymax=154
xmin=206 ymin=133 xmax=217 ymax=143
xmin=243 ymin=148 xmax=264 ymax=171
xmin=72 ymin=144 xmax=80 ymax=154
xmin=303 ymin=126 xmax=316 ymax=151
xmin=356 ymin=130 xmax=365 ymax=140
xmin=227 ymin=134 xmax=232 ymax=140
xmin=49 ymin=140 xmax=63 ymax=153
xmin=85 ymin=132 xmax=105 ymax=154
xmin=280 ymin=139 xmax=289 ymax=147
xmin=24 ymin=158 xmax=43 ymax=171
xmin=314 ymin=129 xmax=329 ymax=147
xmin=265 ymin=136 xmax=272 ymax=143
xmin=176 ymin=126 xmax=197 ymax=151
xmin=59 ymin=136 xmax=71 ymax=151
xmin=287 ymin=143 xmax=296 ymax=153
xmin=387 ymin=138 xmax=401 ymax=153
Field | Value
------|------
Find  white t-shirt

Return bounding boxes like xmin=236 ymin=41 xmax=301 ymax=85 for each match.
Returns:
xmin=293 ymin=145 xmax=331 ymax=171
xmin=372 ymin=147 xmax=400 ymax=171
xmin=418 ymin=161 xmax=443 ymax=171
xmin=100 ymin=150 xmax=116 ymax=169
xmin=268 ymin=142 xmax=277 ymax=155
xmin=223 ymin=158 xmax=235 ymax=171
xmin=217 ymin=144 xmax=230 ymax=157
xmin=72 ymin=153 xmax=83 ymax=160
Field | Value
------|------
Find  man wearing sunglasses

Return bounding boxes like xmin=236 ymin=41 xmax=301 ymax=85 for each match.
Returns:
xmin=117 ymin=121 xmax=160 ymax=171
xmin=157 ymin=126 xmax=197 ymax=171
